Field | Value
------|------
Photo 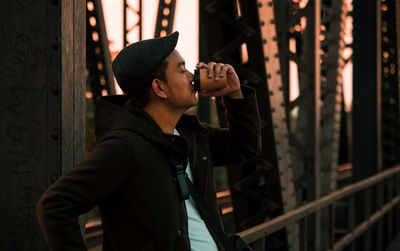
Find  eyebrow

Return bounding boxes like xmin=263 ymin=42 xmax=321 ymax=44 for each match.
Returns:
xmin=177 ymin=61 xmax=185 ymax=68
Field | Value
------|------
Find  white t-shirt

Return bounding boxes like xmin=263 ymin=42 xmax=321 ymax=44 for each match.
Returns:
xmin=174 ymin=129 xmax=218 ymax=251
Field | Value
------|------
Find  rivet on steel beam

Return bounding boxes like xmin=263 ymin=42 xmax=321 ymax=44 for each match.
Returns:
xmin=265 ymin=57 xmax=269 ymax=61
xmin=274 ymin=53 xmax=279 ymax=58
xmin=51 ymin=84 xmax=59 ymax=96
xmin=276 ymin=70 xmax=281 ymax=74
xmin=258 ymin=2 xmax=262 ymax=8
xmin=260 ymin=21 xmax=265 ymax=26
xmin=273 ymin=36 xmax=277 ymax=41
xmin=267 ymin=74 xmax=271 ymax=79
xmin=52 ymin=38 xmax=59 ymax=50
xmin=51 ymin=128 xmax=58 ymax=141
xmin=263 ymin=39 xmax=267 ymax=44
xmin=51 ymin=0 xmax=58 ymax=5
xmin=271 ymin=108 xmax=276 ymax=112
xmin=270 ymin=19 xmax=275 ymax=24
xmin=269 ymin=91 xmax=273 ymax=95
xmin=268 ymin=1 xmax=273 ymax=7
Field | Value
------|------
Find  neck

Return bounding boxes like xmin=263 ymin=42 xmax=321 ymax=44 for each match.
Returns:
xmin=144 ymin=102 xmax=184 ymax=134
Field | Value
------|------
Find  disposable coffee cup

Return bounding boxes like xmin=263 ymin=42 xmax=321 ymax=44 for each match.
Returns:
xmin=193 ymin=68 xmax=227 ymax=92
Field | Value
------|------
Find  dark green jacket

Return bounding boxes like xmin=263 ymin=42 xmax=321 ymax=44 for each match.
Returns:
xmin=37 ymin=86 xmax=261 ymax=251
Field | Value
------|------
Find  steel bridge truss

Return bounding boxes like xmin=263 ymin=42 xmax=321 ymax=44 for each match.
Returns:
xmin=155 ymin=0 xmax=177 ymax=37
xmin=124 ymin=0 xmax=142 ymax=47
xmin=200 ymin=0 xmax=296 ymax=250
xmin=86 ymin=0 xmax=115 ymax=101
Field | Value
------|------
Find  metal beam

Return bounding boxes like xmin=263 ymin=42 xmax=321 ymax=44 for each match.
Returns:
xmin=0 ymin=0 xmax=86 ymax=249
xmin=238 ymin=165 xmax=400 ymax=243
xmin=124 ymin=0 xmax=142 ymax=46
xmin=200 ymin=0 xmax=291 ymax=249
xmin=86 ymin=0 xmax=115 ymax=100
xmin=332 ymin=195 xmax=400 ymax=251
xmin=155 ymin=0 xmax=177 ymax=37
xmin=257 ymin=1 xmax=297 ymax=249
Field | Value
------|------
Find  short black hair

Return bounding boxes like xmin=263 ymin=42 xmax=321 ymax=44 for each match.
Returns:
xmin=134 ymin=59 xmax=169 ymax=108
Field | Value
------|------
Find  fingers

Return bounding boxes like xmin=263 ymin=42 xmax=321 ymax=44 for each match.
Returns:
xmin=196 ymin=62 xmax=230 ymax=81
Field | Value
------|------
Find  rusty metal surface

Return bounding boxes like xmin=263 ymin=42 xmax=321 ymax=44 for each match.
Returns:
xmin=238 ymin=165 xmax=400 ymax=245
xmin=200 ymin=0 xmax=291 ymax=249
xmin=257 ymin=1 xmax=298 ymax=249
xmin=86 ymin=0 xmax=115 ymax=100
xmin=124 ymin=0 xmax=142 ymax=46
xmin=154 ymin=0 xmax=177 ymax=37
xmin=0 ymin=0 xmax=84 ymax=249
xmin=0 ymin=1 xmax=60 ymax=250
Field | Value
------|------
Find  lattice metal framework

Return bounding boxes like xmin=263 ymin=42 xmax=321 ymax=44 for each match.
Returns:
xmin=200 ymin=0 xmax=294 ymax=249
xmin=381 ymin=0 xmax=400 ymax=169
xmin=318 ymin=1 xmax=350 ymax=249
xmin=155 ymin=0 xmax=177 ymax=37
xmin=86 ymin=0 xmax=115 ymax=101
xmin=287 ymin=0 xmax=318 ymax=208
xmin=257 ymin=1 xmax=298 ymax=250
xmin=378 ymin=0 xmax=400 ymax=249
xmin=124 ymin=0 xmax=142 ymax=47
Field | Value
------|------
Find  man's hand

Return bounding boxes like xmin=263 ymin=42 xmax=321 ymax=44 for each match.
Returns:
xmin=196 ymin=62 xmax=243 ymax=99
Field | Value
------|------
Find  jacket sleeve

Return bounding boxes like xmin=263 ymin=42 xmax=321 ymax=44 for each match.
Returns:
xmin=36 ymin=132 xmax=134 ymax=251
xmin=206 ymin=85 xmax=261 ymax=167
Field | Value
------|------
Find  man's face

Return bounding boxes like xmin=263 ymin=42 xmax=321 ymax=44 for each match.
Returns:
xmin=162 ymin=49 xmax=198 ymax=110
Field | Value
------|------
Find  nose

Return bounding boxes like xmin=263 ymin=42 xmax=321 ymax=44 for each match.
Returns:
xmin=187 ymin=70 xmax=194 ymax=82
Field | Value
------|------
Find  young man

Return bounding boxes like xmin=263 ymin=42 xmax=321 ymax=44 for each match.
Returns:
xmin=37 ymin=31 xmax=261 ymax=250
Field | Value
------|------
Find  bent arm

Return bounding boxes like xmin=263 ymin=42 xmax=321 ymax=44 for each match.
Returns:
xmin=207 ymin=85 xmax=261 ymax=167
xmin=36 ymin=133 xmax=134 ymax=250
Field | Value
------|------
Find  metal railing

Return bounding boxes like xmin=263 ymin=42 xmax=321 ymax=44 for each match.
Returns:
xmin=85 ymin=165 xmax=400 ymax=250
xmin=238 ymin=165 xmax=400 ymax=251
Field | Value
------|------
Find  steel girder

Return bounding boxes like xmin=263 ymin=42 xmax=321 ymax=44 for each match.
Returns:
xmin=199 ymin=0 xmax=294 ymax=249
xmin=0 ymin=1 xmax=86 ymax=249
xmin=124 ymin=0 xmax=142 ymax=46
xmin=319 ymin=1 xmax=349 ymax=249
xmin=86 ymin=0 xmax=115 ymax=101
xmin=257 ymin=1 xmax=298 ymax=250
xmin=379 ymin=0 xmax=400 ymax=249
xmin=155 ymin=0 xmax=177 ymax=37
xmin=286 ymin=1 xmax=321 ymax=249
xmin=381 ymin=0 xmax=400 ymax=169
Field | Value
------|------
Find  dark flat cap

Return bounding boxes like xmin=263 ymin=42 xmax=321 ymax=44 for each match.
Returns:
xmin=112 ymin=32 xmax=179 ymax=99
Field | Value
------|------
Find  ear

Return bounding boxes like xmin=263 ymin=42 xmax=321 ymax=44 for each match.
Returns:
xmin=151 ymin=79 xmax=168 ymax=99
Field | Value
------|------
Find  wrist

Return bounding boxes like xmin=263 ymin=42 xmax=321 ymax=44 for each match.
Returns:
xmin=227 ymin=88 xmax=243 ymax=99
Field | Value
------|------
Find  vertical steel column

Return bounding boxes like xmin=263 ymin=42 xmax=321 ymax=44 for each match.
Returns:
xmin=0 ymin=0 xmax=86 ymax=249
xmin=124 ymin=0 xmax=142 ymax=46
xmin=319 ymin=0 xmax=349 ymax=249
xmin=352 ymin=0 xmax=378 ymax=250
xmin=396 ymin=0 xmax=400 ymax=237
xmin=286 ymin=0 xmax=320 ymax=249
xmin=379 ymin=0 xmax=400 ymax=248
xmin=86 ymin=0 xmax=115 ymax=101
xmin=257 ymin=2 xmax=297 ymax=250
xmin=314 ymin=1 xmax=322 ymax=249
xmin=154 ymin=0 xmax=177 ymax=37
xmin=200 ymin=0 xmax=293 ymax=249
